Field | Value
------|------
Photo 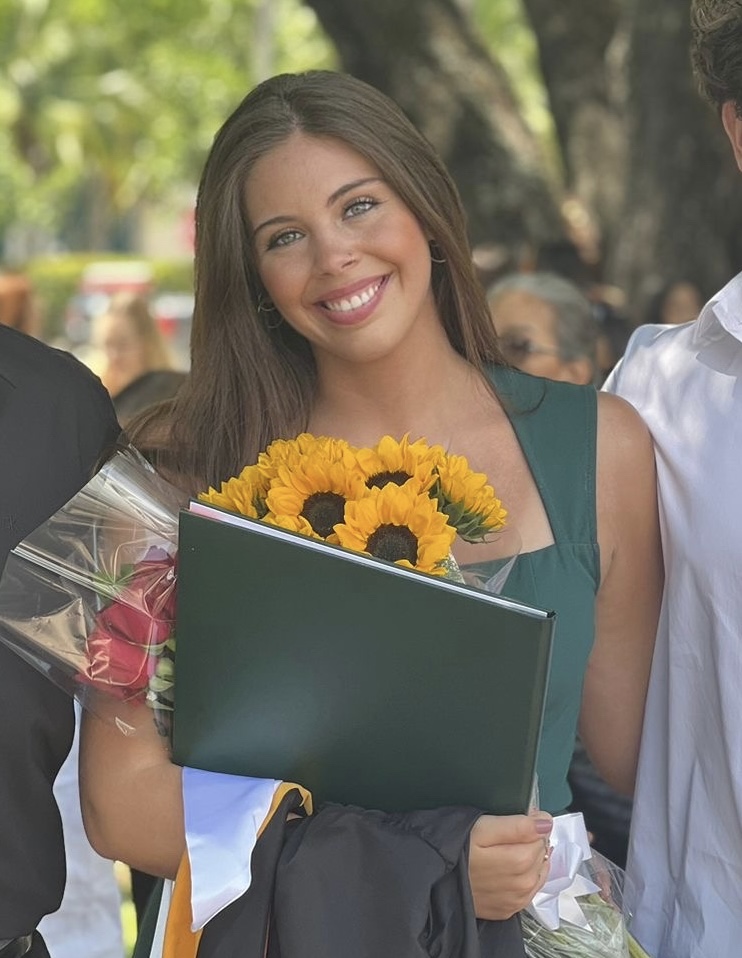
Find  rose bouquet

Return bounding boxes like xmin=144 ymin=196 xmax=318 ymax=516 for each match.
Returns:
xmin=0 ymin=442 xmax=183 ymax=733
xmin=0 ymin=433 xmax=514 ymax=735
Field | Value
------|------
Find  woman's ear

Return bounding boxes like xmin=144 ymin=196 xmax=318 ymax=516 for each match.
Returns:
xmin=721 ymin=100 xmax=742 ymax=173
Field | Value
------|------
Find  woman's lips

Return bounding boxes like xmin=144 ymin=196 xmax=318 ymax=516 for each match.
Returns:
xmin=316 ymin=275 xmax=389 ymax=325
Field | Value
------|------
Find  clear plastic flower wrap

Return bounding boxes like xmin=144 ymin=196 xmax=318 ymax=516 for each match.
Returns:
xmin=522 ymin=841 xmax=652 ymax=958
xmin=0 ymin=442 xmax=185 ymax=735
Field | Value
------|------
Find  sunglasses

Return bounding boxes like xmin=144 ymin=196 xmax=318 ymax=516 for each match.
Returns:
xmin=500 ymin=337 xmax=562 ymax=362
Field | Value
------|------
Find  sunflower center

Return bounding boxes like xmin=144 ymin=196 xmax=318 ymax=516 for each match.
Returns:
xmin=301 ymin=492 xmax=347 ymax=539
xmin=366 ymin=524 xmax=419 ymax=564
xmin=366 ymin=470 xmax=412 ymax=489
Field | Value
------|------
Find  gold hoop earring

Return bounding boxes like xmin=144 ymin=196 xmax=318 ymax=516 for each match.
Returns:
xmin=429 ymin=242 xmax=446 ymax=264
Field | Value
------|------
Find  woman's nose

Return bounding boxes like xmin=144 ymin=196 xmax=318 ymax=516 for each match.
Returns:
xmin=312 ymin=229 xmax=358 ymax=275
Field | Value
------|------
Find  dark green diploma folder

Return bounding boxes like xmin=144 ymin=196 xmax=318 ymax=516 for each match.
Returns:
xmin=172 ymin=504 xmax=555 ymax=815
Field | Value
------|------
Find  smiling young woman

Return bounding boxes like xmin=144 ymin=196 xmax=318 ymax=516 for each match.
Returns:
xmin=79 ymin=71 xmax=662 ymax=956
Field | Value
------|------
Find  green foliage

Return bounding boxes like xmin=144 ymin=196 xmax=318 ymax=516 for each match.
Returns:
xmin=1 ymin=0 xmax=555 ymax=257
xmin=472 ymin=0 xmax=556 ymax=148
xmin=0 ymin=0 xmax=334 ymax=252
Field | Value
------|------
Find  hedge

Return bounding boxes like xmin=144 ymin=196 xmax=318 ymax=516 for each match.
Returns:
xmin=24 ymin=253 xmax=194 ymax=341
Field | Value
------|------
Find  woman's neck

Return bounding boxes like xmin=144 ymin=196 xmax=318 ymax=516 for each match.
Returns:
xmin=308 ymin=344 xmax=492 ymax=448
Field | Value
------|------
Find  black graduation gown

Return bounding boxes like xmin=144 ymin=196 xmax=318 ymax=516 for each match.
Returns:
xmin=197 ymin=795 xmax=526 ymax=958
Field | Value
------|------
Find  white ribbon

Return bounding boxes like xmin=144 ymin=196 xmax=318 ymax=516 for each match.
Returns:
xmin=182 ymin=768 xmax=281 ymax=930
xmin=526 ymin=811 xmax=601 ymax=932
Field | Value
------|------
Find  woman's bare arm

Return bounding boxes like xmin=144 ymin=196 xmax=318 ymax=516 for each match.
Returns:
xmin=79 ymin=697 xmax=185 ymax=879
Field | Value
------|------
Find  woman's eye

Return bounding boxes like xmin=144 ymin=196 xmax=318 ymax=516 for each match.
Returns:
xmin=344 ymin=196 xmax=378 ymax=218
xmin=266 ymin=229 xmax=302 ymax=250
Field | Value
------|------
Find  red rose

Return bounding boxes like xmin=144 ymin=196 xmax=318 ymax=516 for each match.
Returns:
xmin=80 ymin=549 xmax=176 ymax=701
xmin=85 ymin=628 xmax=157 ymax=698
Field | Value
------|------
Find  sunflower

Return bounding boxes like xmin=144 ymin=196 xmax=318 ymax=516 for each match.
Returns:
xmin=198 ymin=462 xmax=269 ymax=519
xmin=334 ymin=482 xmax=456 ymax=575
xmin=265 ymin=446 xmax=366 ymax=540
xmin=355 ymin=434 xmax=444 ymax=494
xmin=258 ymin=434 xmax=358 ymax=483
xmin=433 ymin=453 xmax=507 ymax=542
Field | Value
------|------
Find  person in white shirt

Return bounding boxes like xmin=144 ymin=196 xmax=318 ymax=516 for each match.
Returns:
xmin=603 ymin=4 xmax=742 ymax=954
xmin=37 ymin=713 xmax=125 ymax=958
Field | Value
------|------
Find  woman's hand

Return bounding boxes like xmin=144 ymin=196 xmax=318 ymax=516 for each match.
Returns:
xmin=468 ymin=813 xmax=553 ymax=920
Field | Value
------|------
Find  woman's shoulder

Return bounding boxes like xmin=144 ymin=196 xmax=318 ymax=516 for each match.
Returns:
xmin=595 ymin=391 xmax=656 ymax=547
xmin=492 ymin=368 xmax=648 ymax=447
xmin=596 ymin=390 xmax=653 ymax=458
xmin=487 ymin=366 xmax=598 ymax=450
xmin=487 ymin=363 xmax=595 ymax=408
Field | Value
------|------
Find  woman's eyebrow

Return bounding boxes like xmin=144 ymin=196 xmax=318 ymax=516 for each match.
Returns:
xmin=326 ymin=177 xmax=382 ymax=207
xmin=252 ymin=214 xmax=294 ymax=239
xmin=252 ymin=177 xmax=383 ymax=239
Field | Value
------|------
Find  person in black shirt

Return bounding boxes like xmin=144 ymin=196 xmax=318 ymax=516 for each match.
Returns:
xmin=0 ymin=324 xmax=120 ymax=958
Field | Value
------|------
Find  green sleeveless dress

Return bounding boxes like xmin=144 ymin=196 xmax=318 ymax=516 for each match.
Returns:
xmin=133 ymin=366 xmax=601 ymax=955
xmin=471 ymin=366 xmax=600 ymax=815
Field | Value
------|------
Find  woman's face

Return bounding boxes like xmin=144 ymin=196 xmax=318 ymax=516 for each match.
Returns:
xmin=243 ymin=133 xmax=439 ymax=371
xmin=97 ymin=312 xmax=148 ymax=392
xmin=489 ymin=288 xmax=595 ymax=385
xmin=489 ymin=289 xmax=576 ymax=382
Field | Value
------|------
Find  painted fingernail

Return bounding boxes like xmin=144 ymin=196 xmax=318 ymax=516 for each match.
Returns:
xmin=534 ymin=817 xmax=553 ymax=835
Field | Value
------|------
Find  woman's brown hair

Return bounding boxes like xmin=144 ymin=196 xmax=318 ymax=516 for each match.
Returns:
xmin=157 ymin=71 xmax=504 ymax=489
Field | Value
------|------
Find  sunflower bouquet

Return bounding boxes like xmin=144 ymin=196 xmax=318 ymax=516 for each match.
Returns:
xmin=198 ymin=433 xmax=508 ymax=578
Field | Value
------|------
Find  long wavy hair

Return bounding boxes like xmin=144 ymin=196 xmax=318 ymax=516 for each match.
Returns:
xmin=161 ymin=70 xmax=504 ymax=489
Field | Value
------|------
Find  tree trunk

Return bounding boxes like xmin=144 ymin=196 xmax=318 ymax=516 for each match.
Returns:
xmin=303 ymin=0 xmax=565 ymax=249
xmin=609 ymin=0 xmax=742 ymax=315
xmin=522 ymin=0 xmax=741 ymax=316
xmin=519 ymin=0 xmax=626 ymax=258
